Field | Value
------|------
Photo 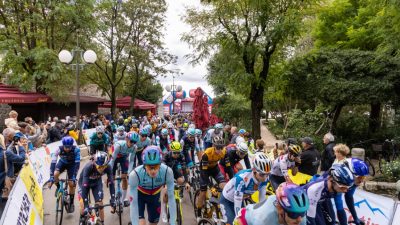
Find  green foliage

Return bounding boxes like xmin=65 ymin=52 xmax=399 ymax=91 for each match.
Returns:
xmin=133 ymin=81 xmax=163 ymax=104
xmin=212 ymin=94 xmax=252 ymax=130
xmin=381 ymin=159 xmax=400 ymax=182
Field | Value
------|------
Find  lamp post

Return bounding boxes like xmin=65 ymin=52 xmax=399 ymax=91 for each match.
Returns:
xmin=58 ymin=47 xmax=97 ymax=144
xmin=165 ymin=77 xmax=182 ymax=115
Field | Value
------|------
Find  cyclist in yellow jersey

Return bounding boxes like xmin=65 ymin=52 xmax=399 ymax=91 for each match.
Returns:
xmin=196 ymin=136 xmax=232 ymax=215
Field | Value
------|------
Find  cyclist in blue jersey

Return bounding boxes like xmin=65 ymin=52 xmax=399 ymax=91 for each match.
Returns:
xmin=204 ymin=123 xmax=224 ymax=149
xmin=303 ymin=164 xmax=354 ymax=225
xmin=134 ymin=129 xmax=151 ymax=166
xmin=155 ymin=128 xmax=171 ymax=154
xmin=90 ymin=126 xmax=111 ymax=155
xmin=220 ymin=153 xmax=272 ymax=225
xmin=109 ymin=131 xmax=139 ymax=207
xmin=334 ymin=158 xmax=369 ymax=225
xmin=194 ymin=128 xmax=205 ymax=160
xmin=234 ymin=182 xmax=309 ymax=225
xmin=48 ymin=136 xmax=80 ymax=213
xmin=114 ymin=126 xmax=127 ymax=142
xmin=78 ymin=152 xmax=115 ymax=224
xmin=128 ymin=146 xmax=176 ymax=225
xmin=180 ymin=128 xmax=196 ymax=166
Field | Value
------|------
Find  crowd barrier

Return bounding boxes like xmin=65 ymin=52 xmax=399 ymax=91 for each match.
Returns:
xmin=1 ymin=130 xmax=399 ymax=225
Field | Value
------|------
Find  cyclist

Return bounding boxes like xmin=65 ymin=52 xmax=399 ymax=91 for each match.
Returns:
xmin=167 ymin=122 xmax=178 ymax=141
xmin=204 ymin=123 xmax=224 ymax=148
xmin=48 ymin=136 xmax=80 ymax=213
xmin=220 ymin=152 xmax=272 ymax=225
xmin=334 ymin=158 xmax=369 ymax=225
xmin=134 ymin=129 xmax=151 ymax=166
xmin=219 ymin=142 xmax=251 ymax=180
xmin=114 ymin=126 xmax=127 ymax=142
xmin=194 ymin=128 xmax=205 ymax=160
xmin=196 ymin=136 xmax=232 ymax=215
xmin=162 ymin=141 xmax=190 ymax=188
xmin=78 ymin=152 xmax=115 ymax=224
xmin=109 ymin=132 xmax=139 ymax=207
xmin=235 ymin=129 xmax=247 ymax=145
xmin=130 ymin=123 xmax=139 ymax=133
xmin=234 ymin=182 xmax=309 ymax=225
xmin=178 ymin=122 xmax=189 ymax=141
xmin=155 ymin=128 xmax=170 ymax=154
xmin=129 ymin=146 xmax=177 ymax=225
xmin=304 ymin=164 xmax=354 ymax=225
xmin=180 ymin=128 xmax=196 ymax=166
xmin=89 ymin=126 xmax=110 ymax=155
xmin=269 ymin=144 xmax=302 ymax=191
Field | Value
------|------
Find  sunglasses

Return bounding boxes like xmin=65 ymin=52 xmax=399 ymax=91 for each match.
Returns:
xmin=334 ymin=181 xmax=351 ymax=189
xmin=258 ymin=172 xmax=269 ymax=177
xmin=238 ymin=151 xmax=247 ymax=155
xmin=141 ymin=135 xmax=148 ymax=138
xmin=172 ymin=152 xmax=181 ymax=155
xmin=97 ymin=132 xmax=103 ymax=135
xmin=215 ymin=146 xmax=223 ymax=150
xmin=286 ymin=211 xmax=305 ymax=220
xmin=145 ymin=164 xmax=161 ymax=171
xmin=130 ymin=140 xmax=137 ymax=144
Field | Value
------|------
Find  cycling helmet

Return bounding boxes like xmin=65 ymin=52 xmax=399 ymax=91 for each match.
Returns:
xmin=14 ymin=132 xmax=25 ymax=139
xmin=167 ymin=122 xmax=174 ymax=129
xmin=126 ymin=131 xmax=139 ymax=143
xmin=329 ymin=164 xmax=354 ymax=186
xmin=131 ymin=123 xmax=138 ymax=128
xmin=183 ymin=123 xmax=189 ymax=128
xmin=161 ymin=128 xmax=168 ymax=136
xmin=117 ymin=126 xmax=125 ymax=132
xmin=96 ymin=126 xmax=105 ymax=133
xmin=170 ymin=141 xmax=182 ymax=152
xmin=238 ymin=129 xmax=246 ymax=135
xmin=94 ymin=151 xmax=110 ymax=167
xmin=286 ymin=138 xmax=297 ymax=145
xmin=288 ymin=145 xmax=302 ymax=156
xmin=253 ymin=153 xmax=272 ymax=174
xmin=214 ymin=123 xmax=223 ymax=129
xmin=189 ymin=124 xmax=196 ymax=129
xmin=144 ymin=124 xmax=152 ymax=132
xmin=124 ymin=119 xmax=129 ymax=124
xmin=187 ymin=128 xmax=196 ymax=137
xmin=62 ymin=136 xmax=74 ymax=147
xmin=195 ymin=129 xmax=202 ymax=136
xmin=237 ymin=142 xmax=249 ymax=154
xmin=348 ymin=158 xmax=369 ymax=176
xmin=140 ymin=129 xmax=149 ymax=136
xmin=276 ymin=182 xmax=309 ymax=214
xmin=142 ymin=146 xmax=162 ymax=165
xmin=212 ymin=136 xmax=225 ymax=147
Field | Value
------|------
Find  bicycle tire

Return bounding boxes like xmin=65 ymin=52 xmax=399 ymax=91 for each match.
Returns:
xmin=117 ymin=200 xmax=122 ymax=225
xmin=365 ymin=157 xmax=375 ymax=176
xmin=193 ymin=190 xmax=200 ymax=218
xmin=176 ymin=199 xmax=183 ymax=225
xmin=198 ymin=218 xmax=214 ymax=225
xmin=55 ymin=192 xmax=64 ymax=225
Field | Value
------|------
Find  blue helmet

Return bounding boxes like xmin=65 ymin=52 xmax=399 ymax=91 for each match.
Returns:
xmin=238 ymin=129 xmax=246 ymax=135
xmin=140 ymin=128 xmax=149 ymax=136
xmin=117 ymin=126 xmax=125 ymax=132
xmin=142 ymin=146 xmax=162 ymax=165
xmin=126 ymin=131 xmax=139 ymax=143
xmin=62 ymin=136 xmax=74 ymax=147
xmin=94 ymin=151 xmax=109 ymax=167
xmin=349 ymin=158 xmax=369 ymax=176
xmin=276 ymin=182 xmax=309 ymax=214
xmin=144 ymin=124 xmax=152 ymax=132
xmin=187 ymin=128 xmax=196 ymax=137
xmin=195 ymin=129 xmax=202 ymax=136
xmin=14 ymin=132 xmax=25 ymax=139
xmin=214 ymin=123 xmax=223 ymax=129
xmin=329 ymin=164 xmax=354 ymax=186
xmin=161 ymin=128 xmax=168 ymax=136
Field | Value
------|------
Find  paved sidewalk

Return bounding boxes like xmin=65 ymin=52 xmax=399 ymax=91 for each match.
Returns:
xmin=260 ymin=119 xmax=279 ymax=148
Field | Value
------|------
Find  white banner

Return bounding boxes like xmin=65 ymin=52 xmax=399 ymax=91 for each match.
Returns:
xmin=390 ymin=203 xmax=400 ymax=225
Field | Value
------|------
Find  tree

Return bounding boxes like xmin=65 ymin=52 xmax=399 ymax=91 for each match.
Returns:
xmin=125 ymin=80 xmax=163 ymax=104
xmin=0 ymin=0 xmax=95 ymax=99
xmin=183 ymin=0 xmax=317 ymax=139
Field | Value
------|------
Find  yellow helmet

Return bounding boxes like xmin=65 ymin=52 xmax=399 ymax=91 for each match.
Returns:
xmin=288 ymin=144 xmax=302 ymax=156
xmin=170 ymin=141 xmax=182 ymax=152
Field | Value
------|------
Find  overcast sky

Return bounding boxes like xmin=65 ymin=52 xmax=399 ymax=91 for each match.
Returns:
xmin=158 ymin=0 xmax=214 ymax=98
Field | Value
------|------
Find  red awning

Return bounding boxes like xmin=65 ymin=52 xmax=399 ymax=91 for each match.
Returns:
xmin=0 ymin=84 xmax=52 ymax=104
xmin=100 ymin=96 xmax=156 ymax=110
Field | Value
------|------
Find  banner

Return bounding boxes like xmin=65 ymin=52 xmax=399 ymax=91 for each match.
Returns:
xmin=391 ymin=203 xmax=400 ymax=225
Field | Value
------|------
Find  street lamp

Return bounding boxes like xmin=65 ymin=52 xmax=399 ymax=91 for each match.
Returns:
xmin=165 ymin=77 xmax=182 ymax=114
xmin=58 ymin=48 xmax=97 ymax=144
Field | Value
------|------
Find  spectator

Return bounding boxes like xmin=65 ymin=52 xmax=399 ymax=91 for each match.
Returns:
xmin=321 ymin=132 xmax=336 ymax=173
xmin=4 ymin=110 xmax=19 ymax=130
xmin=229 ymin=126 xmax=238 ymax=144
xmin=6 ymin=132 xmax=28 ymax=175
xmin=255 ymin=139 xmax=265 ymax=153
xmin=24 ymin=117 xmax=33 ymax=125
xmin=333 ymin=144 xmax=350 ymax=165
xmin=48 ymin=121 xmax=63 ymax=143
xmin=2 ymin=128 xmax=15 ymax=148
xmin=298 ymin=137 xmax=321 ymax=177
xmin=223 ymin=125 xmax=231 ymax=144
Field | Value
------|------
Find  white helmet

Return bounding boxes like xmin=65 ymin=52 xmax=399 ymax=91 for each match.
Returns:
xmin=189 ymin=124 xmax=196 ymax=129
xmin=237 ymin=142 xmax=249 ymax=154
xmin=253 ymin=153 xmax=272 ymax=174
xmin=167 ymin=122 xmax=174 ymax=129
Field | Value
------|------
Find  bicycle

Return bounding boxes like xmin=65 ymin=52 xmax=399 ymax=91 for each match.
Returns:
xmin=351 ymin=140 xmax=376 ymax=176
xmin=194 ymin=179 xmax=225 ymax=225
xmin=113 ymin=164 xmax=124 ymax=225
xmin=54 ymin=174 xmax=73 ymax=225
xmin=189 ymin=162 xmax=201 ymax=206
xmin=79 ymin=203 xmax=112 ymax=225
xmin=165 ymin=184 xmax=184 ymax=225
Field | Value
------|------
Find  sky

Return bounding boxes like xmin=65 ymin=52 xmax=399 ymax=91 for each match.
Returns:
xmin=159 ymin=0 xmax=214 ymax=99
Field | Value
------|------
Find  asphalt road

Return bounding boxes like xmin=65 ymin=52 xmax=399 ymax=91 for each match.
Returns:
xmin=43 ymin=159 xmax=197 ymax=225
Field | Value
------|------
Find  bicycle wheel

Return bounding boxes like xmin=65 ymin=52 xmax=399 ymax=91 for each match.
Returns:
xmin=198 ymin=218 xmax=214 ymax=225
xmin=365 ymin=157 xmax=375 ymax=176
xmin=55 ymin=192 xmax=64 ymax=225
xmin=117 ymin=198 xmax=123 ymax=225
xmin=176 ymin=199 xmax=183 ymax=225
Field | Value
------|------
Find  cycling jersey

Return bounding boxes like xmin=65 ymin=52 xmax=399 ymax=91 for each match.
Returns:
xmin=195 ymin=136 xmax=205 ymax=152
xmin=201 ymin=147 xmax=230 ymax=169
xmin=78 ymin=162 xmax=115 ymax=208
xmin=90 ymin=133 xmax=110 ymax=146
xmin=155 ymin=135 xmax=170 ymax=153
xmin=222 ymin=169 xmax=267 ymax=216
xmin=129 ymin=164 xmax=176 ymax=225
xmin=163 ymin=151 xmax=188 ymax=180
xmin=50 ymin=146 xmax=80 ymax=179
xmin=219 ymin=148 xmax=251 ymax=179
xmin=270 ymin=154 xmax=295 ymax=177
xmin=113 ymin=132 xmax=127 ymax=142
xmin=134 ymin=137 xmax=151 ymax=166
xmin=110 ymin=140 xmax=136 ymax=173
xmin=180 ymin=135 xmax=195 ymax=166
xmin=204 ymin=129 xmax=223 ymax=143
xmin=235 ymin=195 xmax=306 ymax=225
